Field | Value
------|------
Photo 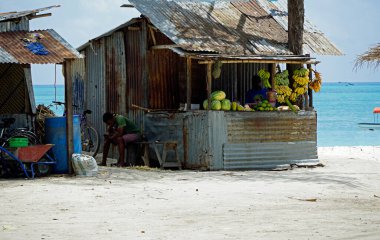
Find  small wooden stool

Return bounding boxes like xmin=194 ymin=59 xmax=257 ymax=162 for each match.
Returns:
xmin=137 ymin=141 xmax=181 ymax=169
xmin=160 ymin=141 xmax=181 ymax=170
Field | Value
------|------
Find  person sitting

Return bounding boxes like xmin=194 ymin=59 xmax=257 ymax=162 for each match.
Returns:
xmin=100 ymin=112 xmax=141 ymax=167
xmin=245 ymin=75 xmax=268 ymax=104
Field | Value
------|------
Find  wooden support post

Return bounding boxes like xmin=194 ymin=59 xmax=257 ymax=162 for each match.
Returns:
xmin=306 ymin=54 xmax=313 ymax=110
xmin=186 ymin=57 xmax=192 ymax=111
xmin=64 ymin=59 xmax=74 ymax=174
xmin=207 ymin=63 xmax=212 ymax=110
xmin=270 ymin=63 xmax=276 ymax=91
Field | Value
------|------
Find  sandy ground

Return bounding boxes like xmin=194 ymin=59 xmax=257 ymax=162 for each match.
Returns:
xmin=1 ymin=147 xmax=380 ymax=240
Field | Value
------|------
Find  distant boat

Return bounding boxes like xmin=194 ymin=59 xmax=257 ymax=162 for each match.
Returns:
xmin=358 ymin=107 xmax=380 ymax=130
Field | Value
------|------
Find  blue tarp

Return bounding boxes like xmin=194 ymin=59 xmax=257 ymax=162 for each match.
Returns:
xmin=25 ymin=42 xmax=49 ymax=55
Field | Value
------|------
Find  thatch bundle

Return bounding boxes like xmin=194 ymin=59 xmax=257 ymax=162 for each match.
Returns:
xmin=35 ymin=104 xmax=56 ymax=142
xmin=355 ymin=43 xmax=380 ymax=69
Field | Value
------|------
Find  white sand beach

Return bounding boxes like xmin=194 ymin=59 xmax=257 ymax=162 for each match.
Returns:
xmin=0 ymin=146 xmax=380 ymax=240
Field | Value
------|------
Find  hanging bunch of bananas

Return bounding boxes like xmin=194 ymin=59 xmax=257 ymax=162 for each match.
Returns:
xmin=291 ymin=68 xmax=310 ymax=100
xmin=258 ymin=69 xmax=271 ymax=89
xmin=274 ymin=70 xmax=292 ymax=104
xmin=309 ymin=69 xmax=322 ymax=92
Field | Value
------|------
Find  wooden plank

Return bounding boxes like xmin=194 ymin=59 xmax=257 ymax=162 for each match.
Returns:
xmin=64 ymin=59 xmax=74 ymax=174
xmin=270 ymin=63 xmax=276 ymax=91
xmin=23 ymin=65 xmax=36 ymax=114
xmin=207 ymin=63 xmax=212 ymax=110
xmin=186 ymin=57 xmax=192 ymax=110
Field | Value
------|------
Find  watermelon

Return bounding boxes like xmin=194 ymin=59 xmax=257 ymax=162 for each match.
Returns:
xmin=211 ymin=90 xmax=226 ymax=101
xmin=211 ymin=100 xmax=222 ymax=110
xmin=203 ymin=99 xmax=208 ymax=110
xmin=221 ymin=99 xmax=231 ymax=111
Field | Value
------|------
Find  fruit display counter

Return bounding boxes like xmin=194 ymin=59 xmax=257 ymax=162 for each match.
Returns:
xmin=144 ymin=109 xmax=318 ymax=170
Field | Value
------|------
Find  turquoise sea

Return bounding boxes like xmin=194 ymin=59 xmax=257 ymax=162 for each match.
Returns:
xmin=33 ymin=83 xmax=380 ymax=147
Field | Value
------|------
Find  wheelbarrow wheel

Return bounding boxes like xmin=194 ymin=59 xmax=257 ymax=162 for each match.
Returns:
xmin=33 ymin=158 xmax=52 ymax=177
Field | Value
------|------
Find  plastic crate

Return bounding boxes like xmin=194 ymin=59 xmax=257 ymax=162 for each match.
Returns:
xmin=9 ymin=137 xmax=29 ymax=147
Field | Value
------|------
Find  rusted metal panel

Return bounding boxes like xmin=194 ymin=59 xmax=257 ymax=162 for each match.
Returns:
xmin=0 ymin=17 xmax=29 ymax=32
xmin=105 ymin=31 xmax=127 ymax=115
xmin=83 ymin=40 xmax=106 ymax=146
xmin=129 ymin=0 xmax=342 ymax=56
xmin=125 ymin=24 xmax=146 ymax=131
xmin=223 ymin=141 xmax=318 ymax=170
xmin=213 ymin=63 xmax=268 ymax=104
xmin=225 ymin=111 xmax=317 ymax=143
xmin=0 ymin=29 xmax=82 ymax=64
xmin=148 ymin=49 xmax=183 ymax=109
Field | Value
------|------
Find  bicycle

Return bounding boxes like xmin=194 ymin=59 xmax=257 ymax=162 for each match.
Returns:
xmin=47 ymin=101 xmax=100 ymax=158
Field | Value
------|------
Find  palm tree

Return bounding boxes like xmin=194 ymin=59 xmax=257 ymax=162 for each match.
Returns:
xmin=288 ymin=0 xmax=304 ymax=55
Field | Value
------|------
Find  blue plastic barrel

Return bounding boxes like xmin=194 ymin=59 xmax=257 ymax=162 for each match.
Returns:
xmin=45 ymin=116 xmax=82 ymax=174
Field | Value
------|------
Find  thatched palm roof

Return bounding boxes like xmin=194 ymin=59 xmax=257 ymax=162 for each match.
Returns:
xmin=356 ymin=43 xmax=380 ymax=69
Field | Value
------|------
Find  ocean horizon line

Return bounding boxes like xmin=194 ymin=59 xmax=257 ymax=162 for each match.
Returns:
xmin=32 ymin=81 xmax=380 ymax=86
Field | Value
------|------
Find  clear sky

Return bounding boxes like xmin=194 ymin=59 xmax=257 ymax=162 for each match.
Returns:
xmin=1 ymin=0 xmax=380 ymax=84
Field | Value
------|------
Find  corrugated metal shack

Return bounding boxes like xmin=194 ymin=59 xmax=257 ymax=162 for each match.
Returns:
xmin=0 ymin=6 xmax=82 ymax=173
xmin=0 ymin=5 xmax=64 ymax=127
xmin=74 ymin=0 xmax=342 ymax=170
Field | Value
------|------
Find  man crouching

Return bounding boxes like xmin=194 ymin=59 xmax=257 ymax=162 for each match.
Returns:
xmin=100 ymin=112 xmax=141 ymax=167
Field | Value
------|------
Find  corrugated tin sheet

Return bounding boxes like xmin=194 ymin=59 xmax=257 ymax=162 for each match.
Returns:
xmin=225 ymin=111 xmax=317 ymax=143
xmin=223 ymin=141 xmax=318 ymax=170
xmin=105 ymin=31 xmax=127 ymax=115
xmin=0 ymin=29 xmax=82 ymax=64
xmin=145 ymin=111 xmax=317 ymax=170
xmin=0 ymin=64 xmax=28 ymax=114
xmin=83 ymin=40 xmax=106 ymax=150
xmin=129 ymin=0 xmax=342 ymax=56
xmin=0 ymin=5 xmax=60 ymax=22
xmin=125 ymin=23 xmax=147 ymax=131
xmin=69 ymin=58 xmax=86 ymax=114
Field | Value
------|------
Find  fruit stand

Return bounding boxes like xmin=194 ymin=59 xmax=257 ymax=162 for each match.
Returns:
xmin=144 ymin=60 xmax=322 ymax=170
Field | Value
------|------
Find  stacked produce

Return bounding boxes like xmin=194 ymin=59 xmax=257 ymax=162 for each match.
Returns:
xmin=309 ymin=69 xmax=322 ymax=92
xmin=253 ymin=100 xmax=276 ymax=111
xmin=203 ymin=90 xmax=254 ymax=111
xmin=258 ymin=69 xmax=271 ymax=89
xmin=291 ymin=68 xmax=310 ymax=102
xmin=274 ymin=70 xmax=292 ymax=104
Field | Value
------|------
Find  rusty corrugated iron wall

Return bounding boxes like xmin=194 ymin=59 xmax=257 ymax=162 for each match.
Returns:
xmin=125 ymin=22 xmax=148 ymax=131
xmin=148 ymin=49 xmax=183 ymax=109
xmin=105 ymin=31 xmax=127 ymax=116
xmin=83 ymin=39 xmax=106 ymax=143
xmin=225 ymin=111 xmax=317 ymax=143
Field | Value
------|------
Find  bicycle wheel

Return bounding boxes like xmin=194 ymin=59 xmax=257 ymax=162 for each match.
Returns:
xmin=7 ymin=129 xmax=40 ymax=145
xmin=81 ymin=126 xmax=100 ymax=158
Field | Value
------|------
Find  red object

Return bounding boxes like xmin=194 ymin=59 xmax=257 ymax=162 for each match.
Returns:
xmin=17 ymin=144 xmax=54 ymax=162
xmin=373 ymin=107 xmax=380 ymax=114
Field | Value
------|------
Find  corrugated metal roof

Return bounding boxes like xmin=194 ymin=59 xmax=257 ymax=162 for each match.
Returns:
xmin=128 ymin=0 xmax=342 ymax=56
xmin=0 ymin=29 xmax=82 ymax=64
xmin=0 ymin=5 xmax=60 ymax=22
